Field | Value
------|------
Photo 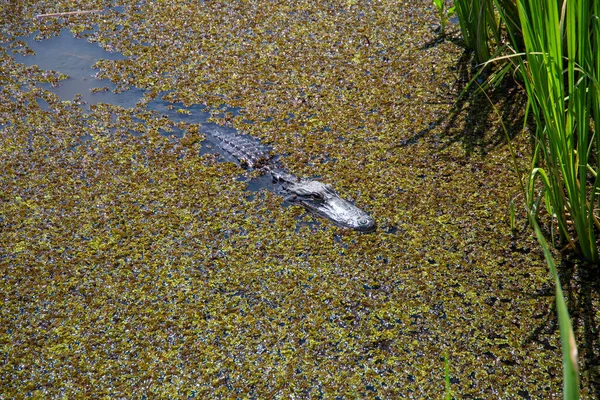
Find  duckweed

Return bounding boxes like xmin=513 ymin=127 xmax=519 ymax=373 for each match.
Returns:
xmin=1 ymin=0 xmax=598 ymax=397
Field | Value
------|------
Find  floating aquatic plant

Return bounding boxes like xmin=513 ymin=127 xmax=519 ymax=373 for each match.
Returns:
xmin=0 ymin=0 xmax=595 ymax=398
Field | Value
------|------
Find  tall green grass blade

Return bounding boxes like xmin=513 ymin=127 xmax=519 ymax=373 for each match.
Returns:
xmin=454 ymin=0 xmax=499 ymax=63
xmin=509 ymin=198 xmax=516 ymax=232
xmin=444 ymin=352 xmax=452 ymax=399
xmin=528 ymin=215 xmax=579 ymax=399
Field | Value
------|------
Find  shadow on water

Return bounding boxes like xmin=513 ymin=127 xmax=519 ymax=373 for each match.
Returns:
xmin=396 ymin=36 xmax=528 ymax=157
xmin=410 ymin=36 xmax=600 ymax=393
xmin=522 ymin=259 xmax=600 ymax=395
xmin=441 ymin=50 xmax=528 ymax=157
xmin=446 ymin=48 xmax=600 ymax=394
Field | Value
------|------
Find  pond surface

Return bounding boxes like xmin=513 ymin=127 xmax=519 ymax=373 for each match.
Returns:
xmin=16 ymin=30 xmax=134 ymax=104
xmin=1 ymin=2 xmax=598 ymax=398
xmin=9 ymin=28 xmax=287 ymax=196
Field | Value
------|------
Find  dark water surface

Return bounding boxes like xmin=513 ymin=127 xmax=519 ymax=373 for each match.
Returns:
xmin=10 ymin=29 xmax=141 ymax=108
xmin=8 ymin=29 xmax=276 ymax=194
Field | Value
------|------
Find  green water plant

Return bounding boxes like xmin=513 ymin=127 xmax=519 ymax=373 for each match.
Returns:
xmin=432 ymin=0 xmax=455 ymax=36
xmin=509 ymin=197 xmax=517 ymax=233
xmin=517 ymin=0 xmax=600 ymax=263
xmin=444 ymin=352 xmax=452 ymax=399
xmin=529 ymin=215 xmax=580 ymax=399
xmin=453 ymin=0 xmax=500 ymax=63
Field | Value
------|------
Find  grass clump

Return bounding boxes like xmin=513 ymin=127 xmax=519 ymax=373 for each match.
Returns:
xmin=454 ymin=0 xmax=600 ymax=264
xmin=453 ymin=0 xmax=500 ymax=63
xmin=519 ymin=0 xmax=600 ymax=264
xmin=517 ymin=1 xmax=600 ymax=392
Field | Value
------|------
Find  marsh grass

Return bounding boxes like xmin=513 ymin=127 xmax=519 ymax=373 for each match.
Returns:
xmin=470 ymin=4 xmax=584 ymax=391
xmin=457 ymin=0 xmax=600 ymax=263
xmin=453 ymin=0 xmax=500 ymax=63
xmin=444 ymin=352 xmax=452 ymax=399
xmin=451 ymin=0 xmax=593 ymax=394
xmin=517 ymin=0 xmax=600 ymax=264
xmin=514 ymin=2 xmax=600 ymax=392
xmin=529 ymin=215 xmax=580 ymax=399
xmin=481 ymin=82 xmax=582 ymax=400
xmin=432 ymin=0 xmax=455 ymax=36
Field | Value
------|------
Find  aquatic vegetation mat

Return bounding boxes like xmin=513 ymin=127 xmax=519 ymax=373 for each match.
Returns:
xmin=1 ymin=0 xmax=599 ymax=397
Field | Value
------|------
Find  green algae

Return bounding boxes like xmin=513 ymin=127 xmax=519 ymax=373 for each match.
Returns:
xmin=1 ymin=0 xmax=598 ymax=398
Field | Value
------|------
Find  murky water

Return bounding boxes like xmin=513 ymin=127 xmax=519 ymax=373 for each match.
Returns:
xmin=7 ymin=29 xmax=277 ymax=194
xmin=9 ymin=29 xmax=142 ymax=108
xmin=6 ymin=27 xmax=333 ymax=229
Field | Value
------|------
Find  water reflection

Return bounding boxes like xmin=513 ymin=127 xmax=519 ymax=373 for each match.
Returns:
xmin=9 ymin=28 xmax=143 ymax=108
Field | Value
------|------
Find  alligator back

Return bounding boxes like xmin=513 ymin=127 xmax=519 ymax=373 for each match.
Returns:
xmin=202 ymin=125 xmax=272 ymax=169
xmin=200 ymin=124 xmax=376 ymax=231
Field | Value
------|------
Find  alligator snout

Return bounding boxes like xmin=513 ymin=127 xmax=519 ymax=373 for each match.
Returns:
xmin=285 ymin=180 xmax=376 ymax=232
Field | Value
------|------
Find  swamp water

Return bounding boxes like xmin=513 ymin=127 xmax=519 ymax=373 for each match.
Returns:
xmin=8 ymin=29 xmax=292 ymax=198
xmin=2 ymin=4 xmax=585 ymax=397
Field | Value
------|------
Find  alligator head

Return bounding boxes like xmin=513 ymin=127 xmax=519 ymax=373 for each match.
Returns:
xmin=284 ymin=180 xmax=376 ymax=232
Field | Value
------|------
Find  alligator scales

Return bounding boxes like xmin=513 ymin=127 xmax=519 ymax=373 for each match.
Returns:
xmin=203 ymin=126 xmax=376 ymax=232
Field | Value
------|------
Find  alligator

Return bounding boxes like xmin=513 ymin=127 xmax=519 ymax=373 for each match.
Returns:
xmin=202 ymin=125 xmax=376 ymax=232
